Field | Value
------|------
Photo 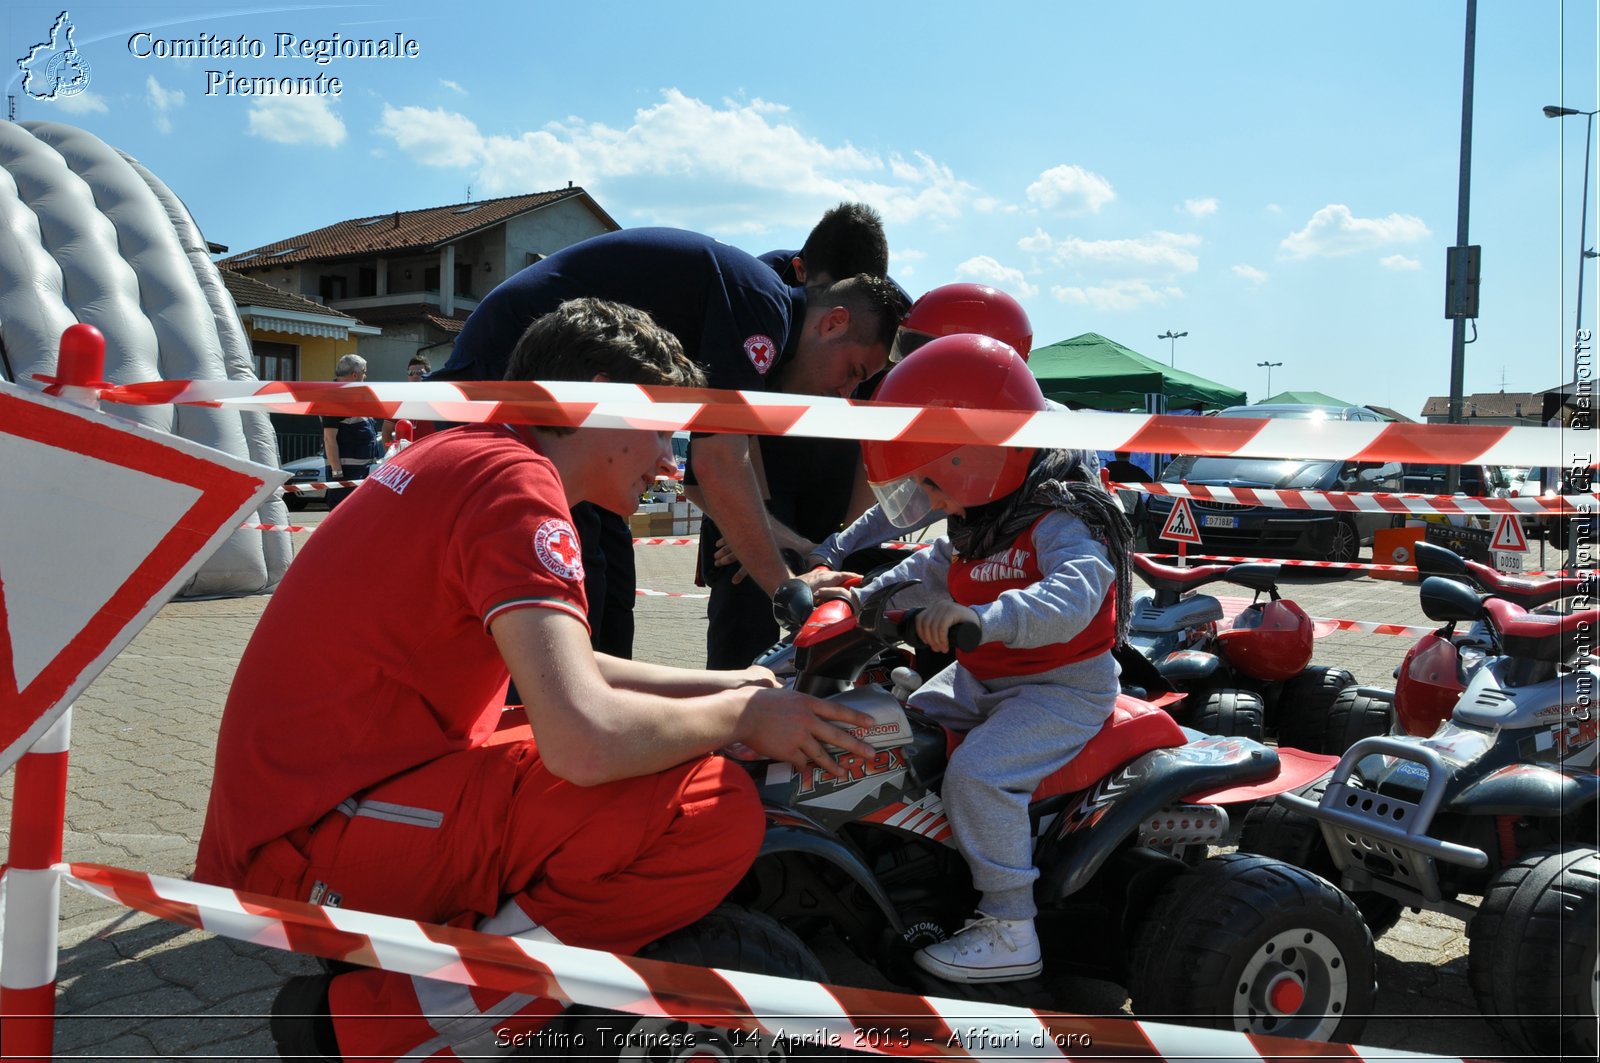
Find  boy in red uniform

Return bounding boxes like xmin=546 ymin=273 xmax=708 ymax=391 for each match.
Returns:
xmin=833 ymin=334 xmax=1135 ymax=982
xmin=195 ymin=298 xmax=875 ymax=1061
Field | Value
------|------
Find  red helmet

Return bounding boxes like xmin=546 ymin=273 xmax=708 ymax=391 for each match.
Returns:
xmin=1215 ymin=599 xmax=1315 ymax=681
xmin=890 ymin=283 xmax=1033 ymax=364
xmin=1393 ymin=632 xmax=1464 ymax=736
xmin=863 ymin=334 xmax=1045 ymax=527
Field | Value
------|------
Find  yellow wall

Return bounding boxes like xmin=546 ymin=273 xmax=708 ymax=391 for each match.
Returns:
xmin=250 ymin=327 xmax=362 ymax=381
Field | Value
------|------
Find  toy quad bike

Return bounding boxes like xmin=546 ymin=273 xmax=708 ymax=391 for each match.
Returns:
xmin=1240 ymin=574 xmax=1600 ymax=1058
xmin=1128 ymin=553 xmax=1386 ymax=753
xmin=565 ymin=579 xmax=1377 ymax=1058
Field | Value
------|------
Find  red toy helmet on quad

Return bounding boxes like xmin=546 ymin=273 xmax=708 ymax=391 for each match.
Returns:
xmin=890 ymin=283 xmax=1033 ymax=364
xmin=1393 ymin=632 xmax=1466 ymax=736
xmin=1216 ymin=598 xmax=1316 ymax=682
xmin=863 ymin=334 xmax=1045 ymax=528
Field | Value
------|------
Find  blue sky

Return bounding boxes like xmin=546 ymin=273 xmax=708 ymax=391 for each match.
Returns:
xmin=5 ymin=0 xmax=1597 ymax=419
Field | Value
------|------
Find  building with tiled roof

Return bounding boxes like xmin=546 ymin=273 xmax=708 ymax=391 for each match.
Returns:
xmin=1419 ymin=390 xmax=1545 ymax=425
xmin=220 ymin=269 xmax=381 ymax=383
xmin=219 ymin=188 xmax=619 ymax=378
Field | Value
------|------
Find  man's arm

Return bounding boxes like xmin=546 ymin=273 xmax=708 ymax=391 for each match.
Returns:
xmin=322 ymin=426 xmax=344 ymax=476
xmin=690 ymin=433 xmax=793 ymax=595
xmin=491 ymin=607 xmax=874 ymax=786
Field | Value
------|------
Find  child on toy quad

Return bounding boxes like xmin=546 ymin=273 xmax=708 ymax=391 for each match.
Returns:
xmin=817 ymin=333 xmax=1136 ymax=984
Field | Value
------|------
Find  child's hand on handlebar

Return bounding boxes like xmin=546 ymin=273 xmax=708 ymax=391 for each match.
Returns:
xmin=914 ymin=601 xmax=981 ymax=653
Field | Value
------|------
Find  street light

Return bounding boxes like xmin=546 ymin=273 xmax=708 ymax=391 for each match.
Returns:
xmin=1544 ymin=104 xmax=1599 ymax=353
xmin=1257 ymin=360 xmax=1283 ymax=397
xmin=1157 ymin=329 xmax=1187 ymax=367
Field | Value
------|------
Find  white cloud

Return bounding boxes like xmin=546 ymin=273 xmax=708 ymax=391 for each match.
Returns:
xmin=1049 ymin=231 xmax=1202 ymax=274
xmin=891 ymin=247 xmax=926 ymax=277
xmin=1266 ymin=203 xmax=1283 ymax=214
xmin=53 ymin=90 xmax=107 ymax=114
xmin=1281 ymin=204 xmax=1431 ymax=259
xmin=375 ymin=91 xmax=976 ymax=235
xmin=1050 ymin=279 xmax=1176 ymax=312
xmin=440 ymin=79 xmax=466 ymax=95
xmin=955 ymin=255 xmax=1038 ymax=298
xmin=1024 ymin=164 xmax=1115 ymax=214
xmin=1380 ymin=254 xmax=1422 ymax=271
xmin=1017 ymin=228 xmax=1053 ymax=255
xmin=1232 ymin=263 xmax=1268 ymax=284
xmin=249 ymin=95 xmax=347 ymax=147
xmin=1182 ymin=197 xmax=1219 ymax=218
xmin=145 ymin=75 xmax=183 ymax=133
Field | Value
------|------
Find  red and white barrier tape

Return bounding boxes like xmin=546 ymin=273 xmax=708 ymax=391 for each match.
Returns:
xmin=102 ymin=378 xmax=1578 ymax=466
xmin=1311 ymin=617 xmax=1434 ymax=638
xmin=1115 ymin=481 xmax=1600 ymax=516
xmin=1142 ymin=552 xmax=1576 ymax=579
xmin=637 ymin=588 xmax=709 ymax=599
xmin=56 ymin=861 xmax=1489 ymax=1063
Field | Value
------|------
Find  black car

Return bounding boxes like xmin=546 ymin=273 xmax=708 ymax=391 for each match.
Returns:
xmin=1142 ymin=405 xmax=1403 ymax=562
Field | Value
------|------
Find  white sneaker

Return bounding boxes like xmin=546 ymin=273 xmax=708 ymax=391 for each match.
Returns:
xmin=913 ymin=914 xmax=1042 ymax=983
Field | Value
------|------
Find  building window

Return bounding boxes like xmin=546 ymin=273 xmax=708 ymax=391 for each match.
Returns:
xmin=253 ymin=340 xmax=299 ymax=381
xmin=319 ymin=274 xmax=348 ymax=302
xmin=359 ymin=267 xmax=377 ymax=297
xmin=424 ymin=266 xmax=440 ymax=291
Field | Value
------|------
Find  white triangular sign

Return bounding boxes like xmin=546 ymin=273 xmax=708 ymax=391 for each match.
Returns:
xmin=1161 ymin=497 xmax=1203 ymax=545
xmin=0 ymin=431 xmax=202 ymax=690
xmin=1490 ymin=514 xmax=1528 ymax=552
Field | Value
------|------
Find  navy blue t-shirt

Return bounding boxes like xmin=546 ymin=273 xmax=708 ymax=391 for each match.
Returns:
xmin=439 ymin=228 xmax=806 ymax=394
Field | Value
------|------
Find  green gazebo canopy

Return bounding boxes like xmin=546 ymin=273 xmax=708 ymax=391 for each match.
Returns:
xmin=1027 ymin=332 xmax=1245 ymax=412
xmin=1258 ymin=389 xmax=1360 ymax=408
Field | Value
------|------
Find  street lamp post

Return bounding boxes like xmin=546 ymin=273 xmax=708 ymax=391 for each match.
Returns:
xmin=1157 ymin=329 xmax=1187 ymax=367
xmin=1257 ymin=360 xmax=1283 ymax=398
xmin=1544 ymin=104 xmax=1599 ymax=356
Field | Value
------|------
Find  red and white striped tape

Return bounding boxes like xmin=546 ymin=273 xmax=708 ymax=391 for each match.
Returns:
xmin=102 ymin=378 xmax=1578 ymax=466
xmin=1144 ymin=552 xmax=1575 ymax=580
xmin=1311 ymin=617 xmax=1434 ymax=638
xmin=57 ymin=861 xmax=1490 ymax=1063
xmin=636 ymin=588 xmax=710 ymax=600
xmin=1116 ymin=481 xmax=1600 ymax=516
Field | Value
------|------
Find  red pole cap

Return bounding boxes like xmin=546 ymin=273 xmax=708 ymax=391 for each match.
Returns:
xmin=34 ymin=323 xmax=112 ymax=389
xmin=396 ymin=419 xmax=415 ymax=442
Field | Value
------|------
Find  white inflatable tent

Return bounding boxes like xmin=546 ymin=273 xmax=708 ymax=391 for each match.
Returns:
xmin=0 ymin=121 xmax=290 ymax=595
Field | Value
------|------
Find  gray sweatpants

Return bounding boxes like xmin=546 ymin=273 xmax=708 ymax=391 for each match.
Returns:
xmin=910 ymin=657 xmax=1117 ymax=922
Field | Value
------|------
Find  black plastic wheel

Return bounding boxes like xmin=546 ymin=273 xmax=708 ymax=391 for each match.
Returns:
xmin=1318 ymin=687 xmax=1394 ymax=755
xmin=1127 ymin=851 xmax=1376 ymax=1043
xmin=1274 ymin=666 xmax=1356 ymax=751
xmin=1237 ymin=779 xmax=1404 ymax=937
xmin=1328 ymin=518 xmax=1361 ymax=563
xmin=1467 ymin=847 xmax=1599 ymax=1060
xmin=1194 ymin=688 xmax=1266 ymax=742
xmin=554 ymin=905 xmax=834 ymax=1060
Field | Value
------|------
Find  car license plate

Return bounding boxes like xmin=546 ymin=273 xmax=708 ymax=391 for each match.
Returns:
xmin=1202 ymin=515 xmax=1237 ymax=529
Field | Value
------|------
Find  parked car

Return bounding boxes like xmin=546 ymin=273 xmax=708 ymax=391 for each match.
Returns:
xmin=1142 ymin=405 xmax=1403 ymax=562
xmin=1399 ymin=462 xmax=1511 ymax=499
xmin=280 ymin=455 xmax=326 ymax=510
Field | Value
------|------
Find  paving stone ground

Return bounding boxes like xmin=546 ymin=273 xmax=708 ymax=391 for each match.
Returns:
xmin=1 ymin=512 xmax=1545 ymax=1060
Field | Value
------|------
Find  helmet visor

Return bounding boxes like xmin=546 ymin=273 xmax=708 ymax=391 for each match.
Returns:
xmin=870 ymin=474 xmax=936 ymax=529
xmin=888 ymin=327 xmax=936 ymax=364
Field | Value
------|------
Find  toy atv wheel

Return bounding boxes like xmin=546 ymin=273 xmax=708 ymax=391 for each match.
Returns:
xmin=1274 ymin=666 xmax=1356 ymax=751
xmin=1237 ymin=779 xmax=1403 ymax=937
xmin=1467 ymin=846 xmax=1599 ymax=1059
xmin=1194 ymin=688 xmax=1265 ymax=742
xmin=1128 ymin=852 xmax=1376 ymax=1043
xmin=1317 ymin=688 xmax=1394 ymax=755
xmin=555 ymin=904 xmax=832 ymax=1060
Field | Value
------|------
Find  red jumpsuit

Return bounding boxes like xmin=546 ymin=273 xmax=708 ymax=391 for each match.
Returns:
xmin=196 ymin=425 xmax=761 ymax=1060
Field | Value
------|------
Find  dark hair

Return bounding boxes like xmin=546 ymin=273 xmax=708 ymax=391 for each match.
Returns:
xmin=505 ymin=297 xmax=705 ymax=389
xmin=800 ymin=202 xmax=888 ymax=281
xmin=407 ymin=354 xmax=431 ymax=370
xmin=812 ymin=274 xmax=912 ymax=352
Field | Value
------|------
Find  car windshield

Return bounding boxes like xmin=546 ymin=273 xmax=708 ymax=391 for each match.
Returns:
xmin=1161 ymin=455 xmax=1339 ymax=489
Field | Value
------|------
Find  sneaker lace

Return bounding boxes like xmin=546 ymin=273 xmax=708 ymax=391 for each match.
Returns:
xmin=952 ymin=914 xmax=1020 ymax=956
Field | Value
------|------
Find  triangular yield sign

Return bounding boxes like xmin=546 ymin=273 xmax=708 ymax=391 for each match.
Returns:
xmin=1160 ymin=496 xmax=1203 ymax=545
xmin=0 ymin=383 xmax=284 ymax=774
xmin=1490 ymin=513 xmax=1528 ymax=552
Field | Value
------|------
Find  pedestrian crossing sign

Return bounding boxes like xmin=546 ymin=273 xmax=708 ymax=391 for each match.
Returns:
xmin=1160 ymin=497 xmax=1203 ymax=545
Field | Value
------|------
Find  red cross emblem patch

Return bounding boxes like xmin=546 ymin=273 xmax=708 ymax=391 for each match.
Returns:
xmin=534 ymin=519 xmax=585 ymax=581
xmin=743 ymin=334 xmax=776 ymax=374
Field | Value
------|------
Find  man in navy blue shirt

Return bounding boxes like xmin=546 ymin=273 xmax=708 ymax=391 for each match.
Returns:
xmin=438 ymin=227 xmax=906 ymax=655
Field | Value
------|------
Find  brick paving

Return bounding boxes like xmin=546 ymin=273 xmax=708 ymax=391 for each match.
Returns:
xmin=0 ymin=513 xmax=1528 ymax=1060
